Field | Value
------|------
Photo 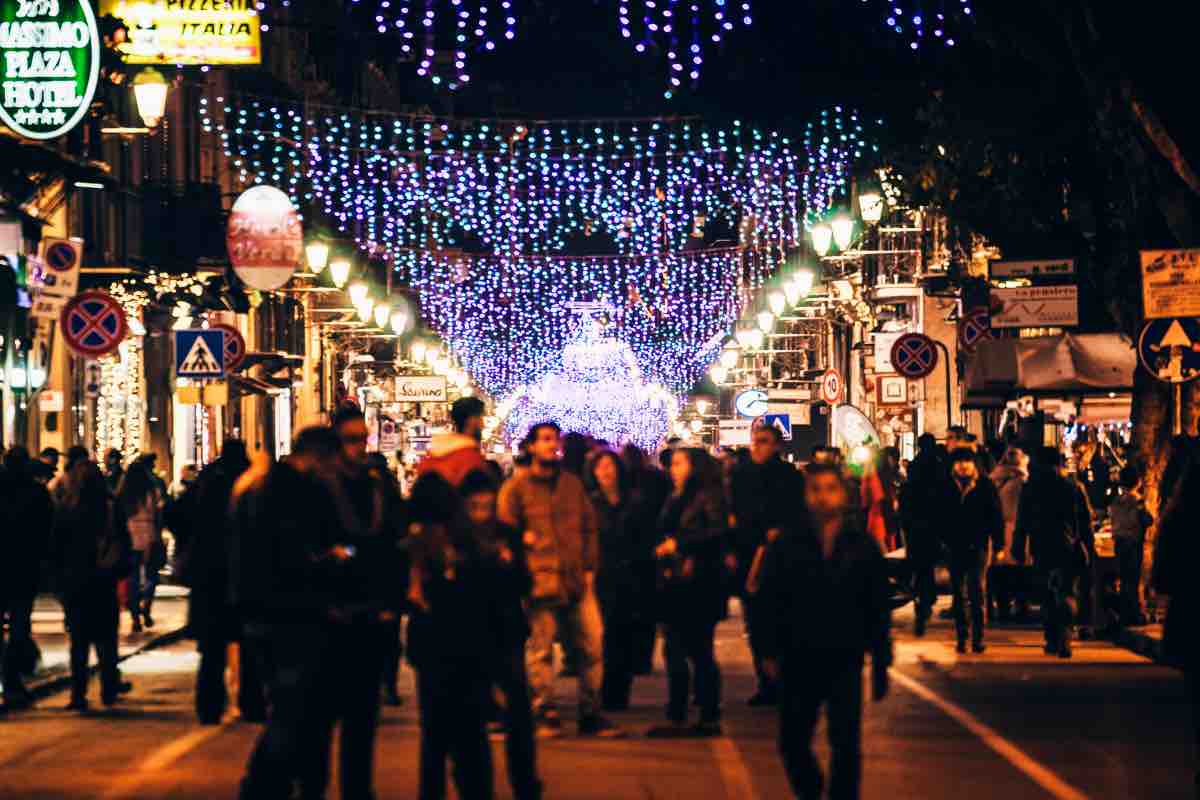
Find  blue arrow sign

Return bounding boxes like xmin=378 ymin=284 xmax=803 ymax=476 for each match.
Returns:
xmin=175 ymin=329 xmax=226 ymax=379
xmin=760 ymin=413 xmax=792 ymax=441
xmin=1138 ymin=317 xmax=1200 ymax=384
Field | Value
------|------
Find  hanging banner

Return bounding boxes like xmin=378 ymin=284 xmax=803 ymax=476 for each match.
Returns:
xmin=226 ymin=186 xmax=303 ymax=290
xmin=0 ymin=0 xmax=101 ymax=140
xmin=1141 ymin=249 xmax=1200 ymax=320
xmin=99 ymin=0 xmax=262 ymax=66
xmin=989 ymin=286 xmax=1079 ymax=328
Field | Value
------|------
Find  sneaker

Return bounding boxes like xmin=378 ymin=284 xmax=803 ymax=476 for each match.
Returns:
xmin=579 ymin=715 xmax=627 ymax=738
xmin=955 ymin=641 xmax=967 ymax=654
xmin=972 ymin=641 xmax=986 ymax=655
xmin=1057 ymin=644 xmax=1073 ymax=659
xmin=746 ymin=690 xmax=777 ymax=707
xmin=117 ymin=681 xmax=133 ymax=695
xmin=130 ymin=619 xmax=143 ymax=634
xmin=66 ymin=697 xmax=89 ymax=712
xmin=693 ymin=720 xmax=722 ymax=737
xmin=4 ymin=690 xmax=34 ymax=711
xmin=143 ymin=612 xmax=155 ymax=629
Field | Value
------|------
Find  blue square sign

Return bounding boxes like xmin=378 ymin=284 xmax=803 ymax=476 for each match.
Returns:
xmin=760 ymin=413 xmax=792 ymax=441
xmin=175 ymin=329 xmax=226 ymax=379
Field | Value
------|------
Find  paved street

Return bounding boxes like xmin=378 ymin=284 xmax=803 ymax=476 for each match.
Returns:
xmin=0 ymin=602 xmax=1190 ymax=800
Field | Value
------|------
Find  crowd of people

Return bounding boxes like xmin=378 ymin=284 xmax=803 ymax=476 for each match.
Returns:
xmin=4 ymin=408 xmax=1200 ymax=799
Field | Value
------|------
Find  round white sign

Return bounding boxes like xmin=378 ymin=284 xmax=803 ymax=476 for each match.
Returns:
xmin=226 ymin=186 xmax=303 ymax=290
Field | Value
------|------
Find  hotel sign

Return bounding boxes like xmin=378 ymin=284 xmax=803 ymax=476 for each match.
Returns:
xmin=0 ymin=0 xmax=100 ymax=140
xmin=100 ymin=0 xmax=262 ymax=66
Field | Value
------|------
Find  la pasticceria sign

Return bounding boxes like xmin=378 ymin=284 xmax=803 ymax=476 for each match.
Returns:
xmin=0 ymin=0 xmax=99 ymax=140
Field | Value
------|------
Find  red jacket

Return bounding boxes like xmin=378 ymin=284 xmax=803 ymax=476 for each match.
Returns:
xmin=416 ymin=433 xmax=486 ymax=487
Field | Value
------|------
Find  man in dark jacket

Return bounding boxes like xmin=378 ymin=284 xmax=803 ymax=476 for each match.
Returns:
xmin=944 ymin=449 xmax=1005 ymax=654
xmin=1014 ymin=447 xmax=1089 ymax=659
xmin=899 ymin=434 xmax=950 ymax=636
xmin=757 ymin=463 xmax=892 ymax=800
xmin=237 ymin=426 xmax=345 ymax=800
xmin=184 ymin=439 xmax=264 ymax=724
xmin=0 ymin=446 xmax=54 ymax=709
xmin=730 ymin=423 xmax=804 ymax=705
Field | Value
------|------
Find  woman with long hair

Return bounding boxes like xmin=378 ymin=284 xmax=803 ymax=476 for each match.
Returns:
xmin=54 ymin=462 xmax=132 ymax=710
xmin=116 ymin=462 xmax=161 ymax=632
xmin=650 ymin=447 xmax=730 ymax=737
xmin=588 ymin=449 xmax=653 ymax=711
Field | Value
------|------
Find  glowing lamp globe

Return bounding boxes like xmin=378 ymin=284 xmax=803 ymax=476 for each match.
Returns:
xmin=746 ymin=328 xmax=765 ymax=351
xmin=328 ymin=259 xmax=351 ymax=288
xmin=810 ymin=223 xmax=833 ymax=257
xmin=858 ymin=191 xmax=885 ymax=224
xmin=719 ymin=346 xmax=739 ymax=370
xmin=348 ymin=281 xmax=369 ymax=306
xmin=132 ymin=68 xmax=169 ymax=129
xmin=831 ymin=214 xmax=855 ymax=251
xmin=735 ymin=327 xmax=757 ymax=349
xmin=411 ymin=340 xmax=428 ymax=363
xmin=709 ymin=365 xmax=729 ymax=384
xmin=305 ymin=240 xmax=330 ymax=273
xmin=355 ymin=297 xmax=375 ymax=323
xmin=373 ymin=302 xmax=391 ymax=328
xmin=756 ymin=310 xmax=775 ymax=334
xmin=391 ymin=309 xmax=411 ymax=335
xmin=768 ymin=290 xmax=786 ymax=316
xmin=226 ymin=186 xmax=303 ymax=290
xmin=794 ymin=268 xmax=816 ymax=295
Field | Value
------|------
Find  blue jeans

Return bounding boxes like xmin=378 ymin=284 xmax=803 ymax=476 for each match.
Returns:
xmin=526 ymin=589 xmax=603 ymax=720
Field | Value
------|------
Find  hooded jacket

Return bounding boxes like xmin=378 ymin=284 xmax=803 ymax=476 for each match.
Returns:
xmin=988 ymin=464 xmax=1026 ymax=552
xmin=416 ymin=432 xmax=486 ymax=487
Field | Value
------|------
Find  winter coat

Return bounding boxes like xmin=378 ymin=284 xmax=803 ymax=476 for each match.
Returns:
xmin=1154 ymin=486 xmax=1200 ymax=670
xmin=184 ymin=455 xmax=250 ymax=642
xmin=329 ymin=466 xmax=409 ymax=620
xmin=756 ymin=519 xmax=892 ymax=667
xmin=729 ymin=457 xmax=804 ymax=580
xmin=942 ymin=479 xmax=1005 ymax=563
xmin=989 ymin=464 xmax=1026 ymax=554
xmin=1108 ymin=493 xmax=1151 ymax=542
xmin=498 ymin=467 xmax=598 ymax=606
xmin=591 ymin=488 xmax=656 ymax=617
xmin=900 ymin=451 xmax=953 ymax=554
xmin=126 ymin=490 xmax=160 ymax=553
xmin=1013 ymin=466 xmax=1088 ymax=570
xmin=416 ymin=432 xmax=487 ymax=488
xmin=656 ymin=487 xmax=730 ymax=624
xmin=53 ymin=498 xmax=131 ymax=598
xmin=0 ymin=470 xmax=53 ymax=598
xmin=230 ymin=461 xmax=343 ymax=626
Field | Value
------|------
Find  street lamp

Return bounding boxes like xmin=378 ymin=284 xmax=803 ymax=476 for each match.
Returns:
xmin=355 ymin=297 xmax=375 ymax=323
xmin=348 ymin=281 xmax=369 ymax=306
xmin=305 ymin=240 xmax=330 ymax=274
xmin=689 ymin=418 xmax=703 ymax=433
xmin=719 ymin=345 xmax=739 ymax=369
xmin=709 ymin=365 xmax=729 ymax=384
xmin=696 ymin=399 xmax=710 ymax=415
xmin=811 ymin=222 xmax=833 ymax=257
xmin=747 ymin=328 xmax=765 ymax=350
xmin=373 ymin=301 xmax=391 ymax=329
xmin=793 ymin=268 xmax=815 ymax=296
xmin=132 ymin=68 xmax=170 ymax=129
xmin=411 ymin=339 xmax=428 ymax=363
xmin=390 ymin=309 xmax=411 ymax=335
xmin=756 ymin=309 xmax=775 ymax=334
xmin=328 ymin=259 xmax=351 ymax=288
xmin=858 ymin=191 xmax=885 ymax=224
xmin=735 ymin=327 xmax=757 ymax=349
xmin=831 ymin=214 xmax=855 ymax=251
xmin=767 ymin=290 xmax=786 ymax=316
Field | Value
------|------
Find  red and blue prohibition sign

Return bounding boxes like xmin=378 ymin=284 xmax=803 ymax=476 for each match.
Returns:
xmin=60 ymin=291 xmax=128 ymax=358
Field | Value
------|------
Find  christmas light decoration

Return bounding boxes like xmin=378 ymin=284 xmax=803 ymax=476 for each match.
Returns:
xmin=502 ymin=314 xmax=679 ymax=449
xmin=867 ymin=0 xmax=973 ymax=49
xmin=801 ymin=107 xmax=881 ymax=228
xmin=620 ymin=0 xmax=755 ymax=96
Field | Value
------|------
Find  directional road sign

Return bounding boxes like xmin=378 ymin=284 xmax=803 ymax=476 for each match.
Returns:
xmin=819 ymin=369 xmax=843 ymax=405
xmin=60 ymin=291 xmax=127 ymax=358
xmin=175 ymin=329 xmax=226 ymax=379
xmin=1138 ymin=317 xmax=1200 ymax=384
xmin=890 ymin=333 xmax=939 ymax=380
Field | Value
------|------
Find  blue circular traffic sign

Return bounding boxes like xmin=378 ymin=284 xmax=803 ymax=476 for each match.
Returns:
xmin=890 ymin=333 xmax=939 ymax=379
xmin=1138 ymin=317 xmax=1200 ymax=384
xmin=60 ymin=291 xmax=127 ymax=358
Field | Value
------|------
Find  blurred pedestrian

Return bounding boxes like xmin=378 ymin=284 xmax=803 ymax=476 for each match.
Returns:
xmin=588 ymin=449 xmax=649 ymax=712
xmin=236 ymin=426 xmax=344 ymax=800
xmin=1109 ymin=466 xmax=1151 ymax=626
xmin=103 ymin=448 xmax=124 ymax=494
xmin=861 ymin=447 xmax=900 ymax=552
xmin=53 ymin=463 xmax=132 ymax=711
xmin=33 ymin=447 xmax=60 ymax=484
xmin=1153 ymin=461 xmax=1200 ymax=795
xmin=48 ymin=445 xmax=90 ymax=507
xmin=1015 ymin=447 xmax=1090 ymax=659
xmin=730 ymin=424 xmax=803 ymax=706
xmin=899 ymin=434 xmax=949 ymax=636
xmin=0 ymin=447 xmax=54 ymax=710
xmin=184 ymin=439 xmax=264 ymax=724
xmin=944 ymin=449 xmax=1004 ymax=654
xmin=757 ymin=463 xmax=893 ymax=800
xmin=417 ymin=396 xmax=488 ymax=487
xmin=649 ymin=447 xmax=729 ymax=737
xmin=116 ymin=461 xmax=162 ymax=632
xmin=989 ymin=447 xmax=1029 ymax=621
xmin=499 ymin=422 xmax=623 ymax=738
xmin=620 ymin=444 xmax=669 ymax=675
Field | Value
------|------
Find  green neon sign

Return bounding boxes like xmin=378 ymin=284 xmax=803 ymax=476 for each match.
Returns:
xmin=0 ymin=0 xmax=100 ymax=140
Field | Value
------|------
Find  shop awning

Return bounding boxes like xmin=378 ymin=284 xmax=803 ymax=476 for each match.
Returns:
xmin=965 ymin=333 xmax=1136 ymax=406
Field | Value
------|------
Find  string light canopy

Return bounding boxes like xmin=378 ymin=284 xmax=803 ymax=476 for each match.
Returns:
xmin=619 ymin=0 xmax=755 ymax=97
xmin=802 ymin=106 xmax=882 ymax=229
xmin=867 ymin=0 xmax=973 ymax=50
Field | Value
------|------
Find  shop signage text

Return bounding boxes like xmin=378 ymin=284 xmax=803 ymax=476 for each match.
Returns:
xmin=0 ymin=0 xmax=100 ymax=139
xmin=718 ymin=418 xmax=752 ymax=447
xmin=395 ymin=376 xmax=448 ymax=403
xmin=989 ymin=285 xmax=1079 ymax=328
xmin=989 ymin=259 xmax=1075 ymax=280
xmin=226 ymin=185 xmax=302 ymax=290
xmin=100 ymin=0 xmax=262 ymax=65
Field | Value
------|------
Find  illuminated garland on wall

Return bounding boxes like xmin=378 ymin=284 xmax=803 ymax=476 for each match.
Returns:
xmin=802 ymin=106 xmax=881 ymax=227
xmin=619 ymin=0 xmax=754 ymax=96
xmin=866 ymin=0 xmax=972 ymax=49
xmin=200 ymin=96 xmax=800 ymax=258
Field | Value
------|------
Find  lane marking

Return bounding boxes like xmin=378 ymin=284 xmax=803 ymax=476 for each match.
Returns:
xmin=709 ymin=737 xmax=760 ymax=800
xmin=99 ymin=723 xmax=230 ymax=799
xmin=889 ymin=668 xmax=1090 ymax=800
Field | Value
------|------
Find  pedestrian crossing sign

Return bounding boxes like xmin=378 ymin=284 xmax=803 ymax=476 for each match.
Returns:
xmin=758 ymin=413 xmax=793 ymax=441
xmin=175 ymin=329 xmax=226 ymax=379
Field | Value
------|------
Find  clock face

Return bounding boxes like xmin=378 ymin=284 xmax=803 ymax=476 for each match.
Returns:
xmin=734 ymin=389 xmax=768 ymax=418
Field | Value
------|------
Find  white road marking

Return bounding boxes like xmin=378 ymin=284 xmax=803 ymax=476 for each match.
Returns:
xmin=99 ymin=723 xmax=230 ymax=799
xmin=710 ymin=737 xmax=760 ymax=800
xmin=889 ymin=668 xmax=1091 ymax=800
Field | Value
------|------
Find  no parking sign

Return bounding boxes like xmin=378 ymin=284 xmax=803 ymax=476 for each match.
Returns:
xmin=39 ymin=238 xmax=82 ymax=298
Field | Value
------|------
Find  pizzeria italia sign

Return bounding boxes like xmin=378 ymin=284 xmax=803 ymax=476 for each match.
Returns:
xmin=0 ymin=0 xmax=100 ymax=140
